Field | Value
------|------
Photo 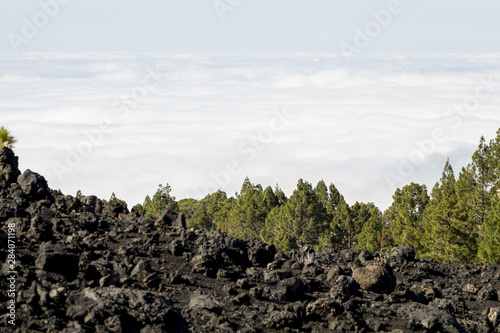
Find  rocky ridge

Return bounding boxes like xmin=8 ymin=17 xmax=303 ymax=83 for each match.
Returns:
xmin=0 ymin=146 xmax=499 ymax=332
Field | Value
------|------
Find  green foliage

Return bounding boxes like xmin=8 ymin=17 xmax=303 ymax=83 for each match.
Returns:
xmin=329 ymin=196 xmax=352 ymax=249
xmin=227 ymin=178 xmax=277 ymax=239
xmin=177 ymin=198 xmax=199 ymax=220
xmin=273 ymin=229 xmax=297 ymax=252
xmin=421 ymin=161 xmax=466 ymax=263
xmin=76 ymin=190 xmax=83 ymax=199
xmin=261 ymin=179 xmax=326 ymax=250
xmin=478 ymin=195 xmax=500 ymax=263
xmin=187 ymin=191 xmax=233 ymax=231
xmin=356 ymin=206 xmax=384 ymax=252
xmin=0 ymin=126 xmax=16 ymax=149
xmin=454 ymin=165 xmax=481 ymax=260
xmin=131 ymin=203 xmax=145 ymax=216
xmin=141 ymin=183 xmax=178 ymax=221
xmin=384 ymin=183 xmax=429 ymax=252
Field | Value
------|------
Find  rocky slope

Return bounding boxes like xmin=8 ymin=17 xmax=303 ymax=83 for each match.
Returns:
xmin=0 ymin=146 xmax=499 ymax=333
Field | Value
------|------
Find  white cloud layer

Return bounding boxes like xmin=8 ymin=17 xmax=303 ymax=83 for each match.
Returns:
xmin=1 ymin=52 xmax=500 ymax=210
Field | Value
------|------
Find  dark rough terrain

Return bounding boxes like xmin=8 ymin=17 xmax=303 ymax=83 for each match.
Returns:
xmin=0 ymin=147 xmax=499 ymax=333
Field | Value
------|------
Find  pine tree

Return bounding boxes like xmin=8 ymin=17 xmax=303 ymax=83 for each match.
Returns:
xmin=143 ymin=183 xmax=178 ymax=221
xmin=261 ymin=179 xmax=326 ymax=249
xmin=385 ymin=183 xmax=429 ymax=252
xmin=327 ymin=183 xmax=342 ymax=215
xmin=422 ymin=160 xmax=465 ymax=262
xmin=227 ymin=178 xmax=273 ymax=239
xmin=356 ymin=206 xmax=384 ymax=252
xmin=315 ymin=180 xmax=329 ymax=210
xmin=471 ymin=136 xmax=494 ymax=225
xmin=274 ymin=184 xmax=287 ymax=205
xmin=454 ymin=165 xmax=481 ymax=260
xmin=316 ymin=183 xmax=346 ymax=250
xmin=332 ymin=196 xmax=352 ymax=249
xmin=478 ymin=194 xmax=500 ymax=263
xmin=262 ymin=186 xmax=279 ymax=211
xmin=177 ymin=198 xmax=200 ymax=220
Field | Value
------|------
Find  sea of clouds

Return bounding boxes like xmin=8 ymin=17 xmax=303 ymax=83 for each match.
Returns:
xmin=1 ymin=52 xmax=500 ymax=210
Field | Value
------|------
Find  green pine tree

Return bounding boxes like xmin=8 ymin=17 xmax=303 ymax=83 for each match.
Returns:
xmin=335 ymin=197 xmax=354 ymax=249
xmin=188 ymin=190 xmax=233 ymax=231
xmin=478 ymin=194 xmax=500 ymax=263
xmin=143 ymin=183 xmax=178 ymax=221
xmin=356 ymin=205 xmax=384 ymax=252
xmin=421 ymin=160 xmax=465 ymax=262
xmin=384 ymin=183 xmax=429 ymax=252
xmin=226 ymin=177 xmax=275 ymax=239
xmin=261 ymin=179 xmax=326 ymax=250
xmin=177 ymin=198 xmax=200 ymax=220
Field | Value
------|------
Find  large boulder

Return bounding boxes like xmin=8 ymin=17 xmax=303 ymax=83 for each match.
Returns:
xmin=352 ymin=264 xmax=396 ymax=294
xmin=387 ymin=246 xmax=416 ymax=265
xmin=18 ymin=169 xmax=49 ymax=200
xmin=0 ymin=147 xmax=20 ymax=189
xmin=155 ymin=209 xmax=186 ymax=229
xmin=80 ymin=195 xmax=103 ymax=214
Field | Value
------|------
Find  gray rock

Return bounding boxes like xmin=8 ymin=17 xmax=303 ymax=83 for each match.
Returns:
xmin=488 ymin=307 xmax=500 ymax=327
xmin=397 ymin=303 xmax=464 ymax=333
xmin=478 ymin=285 xmax=498 ymax=301
xmin=352 ymin=264 xmax=396 ymax=294
xmin=188 ymin=293 xmax=223 ymax=315
xmin=18 ymin=169 xmax=49 ymax=199
xmin=35 ymin=245 xmax=79 ymax=280
xmin=66 ymin=287 xmax=186 ymax=331
xmin=155 ymin=209 xmax=186 ymax=229
xmin=0 ymin=147 xmax=20 ymax=189
xmin=387 ymin=246 xmax=416 ymax=263
xmin=330 ymin=275 xmax=360 ymax=300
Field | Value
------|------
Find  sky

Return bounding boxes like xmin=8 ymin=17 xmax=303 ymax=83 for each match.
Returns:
xmin=1 ymin=1 xmax=500 ymax=210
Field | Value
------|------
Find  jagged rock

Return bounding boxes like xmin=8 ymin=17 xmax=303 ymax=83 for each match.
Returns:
xmin=18 ymin=169 xmax=49 ymax=199
xmin=0 ymin=198 xmax=19 ymax=219
xmin=66 ymin=287 xmax=187 ymax=332
xmin=248 ymin=239 xmax=276 ymax=267
xmin=326 ymin=264 xmax=344 ymax=284
xmin=397 ymin=303 xmax=464 ymax=333
xmin=80 ymin=195 xmax=103 ymax=214
xmin=478 ymin=285 xmax=498 ymax=301
xmin=188 ymin=291 xmax=223 ymax=315
xmin=191 ymin=254 xmax=216 ymax=273
xmin=488 ymin=307 xmax=500 ymax=327
xmin=155 ymin=209 xmax=186 ymax=229
xmin=352 ymin=264 xmax=396 ymax=294
xmin=0 ymin=147 xmax=20 ymax=189
xmin=330 ymin=275 xmax=360 ymax=300
xmin=271 ymin=277 xmax=305 ymax=302
xmin=35 ymin=245 xmax=79 ymax=280
xmin=263 ymin=303 xmax=305 ymax=329
xmin=387 ymin=246 xmax=416 ymax=263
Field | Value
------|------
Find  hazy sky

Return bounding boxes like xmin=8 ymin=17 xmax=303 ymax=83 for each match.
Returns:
xmin=1 ymin=1 xmax=500 ymax=210
xmin=2 ymin=0 xmax=500 ymax=54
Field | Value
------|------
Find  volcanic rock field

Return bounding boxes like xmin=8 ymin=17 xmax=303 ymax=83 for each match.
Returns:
xmin=0 ymin=146 xmax=499 ymax=333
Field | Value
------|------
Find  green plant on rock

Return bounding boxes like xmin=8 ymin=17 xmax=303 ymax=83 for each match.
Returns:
xmin=0 ymin=126 xmax=17 ymax=149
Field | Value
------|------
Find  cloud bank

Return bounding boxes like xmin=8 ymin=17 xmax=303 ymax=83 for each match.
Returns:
xmin=1 ymin=52 xmax=500 ymax=210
